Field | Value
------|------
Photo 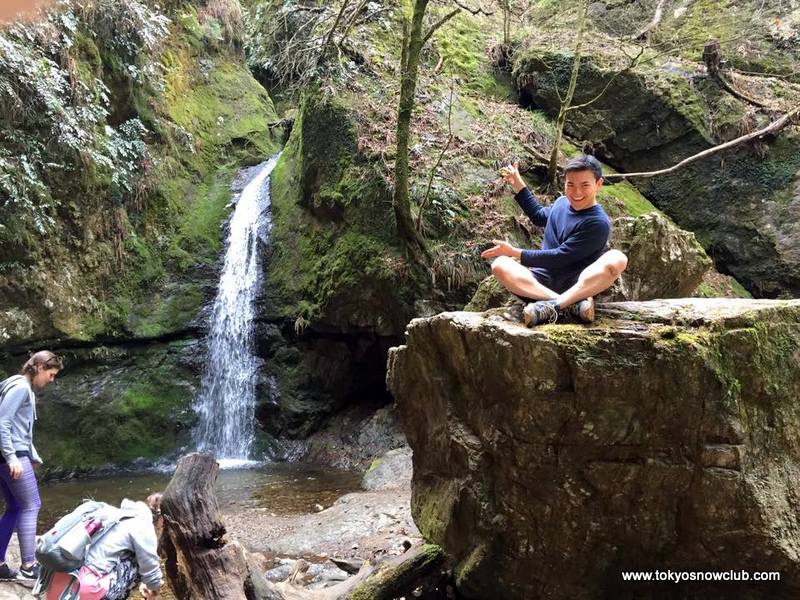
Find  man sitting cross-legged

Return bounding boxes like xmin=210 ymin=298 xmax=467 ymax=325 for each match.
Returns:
xmin=481 ymin=155 xmax=628 ymax=326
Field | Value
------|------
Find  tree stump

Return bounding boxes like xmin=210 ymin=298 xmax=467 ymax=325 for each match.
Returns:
xmin=702 ymin=38 xmax=722 ymax=79
xmin=160 ymin=453 xmax=252 ymax=600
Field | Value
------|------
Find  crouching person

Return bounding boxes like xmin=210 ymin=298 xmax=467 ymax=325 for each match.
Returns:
xmin=41 ymin=494 xmax=163 ymax=600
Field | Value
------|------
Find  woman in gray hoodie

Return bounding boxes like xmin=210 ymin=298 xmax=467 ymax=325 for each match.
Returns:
xmin=0 ymin=350 xmax=62 ymax=582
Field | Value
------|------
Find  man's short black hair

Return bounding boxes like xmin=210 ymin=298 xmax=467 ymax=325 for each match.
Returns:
xmin=564 ymin=155 xmax=603 ymax=180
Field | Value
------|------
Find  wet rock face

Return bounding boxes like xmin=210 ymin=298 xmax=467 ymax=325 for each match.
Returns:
xmin=387 ymin=300 xmax=800 ymax=599
xmin=1 ymin=339 xmax=201 ymax=477
xmin=253 ymin=321 xmax=397 ymax=439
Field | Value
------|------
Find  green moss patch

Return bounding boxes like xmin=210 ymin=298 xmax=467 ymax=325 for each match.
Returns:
xmin=596 ymin=181 xmax=658 ymax=218
xmin=434 ymin=12 xmax=512 ymax=99
xmin=264 ymin=90 xmax=417 ymax=328
xmin=36 ymin=343 xmax=197 ymax=471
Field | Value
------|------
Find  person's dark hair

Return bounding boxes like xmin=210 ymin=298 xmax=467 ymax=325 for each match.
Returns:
xmin=20 ymin=350 xmax=63 ymax=376
xmin=564 ymin=154 xmax=603 ymax=181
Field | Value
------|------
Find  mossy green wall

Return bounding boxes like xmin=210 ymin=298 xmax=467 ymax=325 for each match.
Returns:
xmin=0 ymin=0 xmax=282 ymax=471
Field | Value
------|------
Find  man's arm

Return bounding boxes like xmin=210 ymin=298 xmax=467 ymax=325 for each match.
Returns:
xmin=130 ymin=520 xmax=163 ymax=592
xmin=520 ymin=219 xmax=611 ymax=270
xmin=500 ymin=163 xmax=550 ymax=228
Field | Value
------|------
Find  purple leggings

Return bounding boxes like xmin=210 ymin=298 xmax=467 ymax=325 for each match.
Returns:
xmin=0 ymin=456 xmax=41 ymax=564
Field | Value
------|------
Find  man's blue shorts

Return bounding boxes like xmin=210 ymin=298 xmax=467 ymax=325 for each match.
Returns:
xmin=529 ymin=267 xmax=579 ymax=294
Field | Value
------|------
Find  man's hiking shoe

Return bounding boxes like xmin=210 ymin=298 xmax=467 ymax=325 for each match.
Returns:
xmin=17 ymin=563 xmax=40 ymax=581
xmin=563 ymin=297 xmax=595 ymax=323
xmin=0 ymin=563 xmax=18 ymax=580
xmin=523 ymin=300 xmax=559 ymax=327
xmin=502 ymin=301 xmax=525 ymax=323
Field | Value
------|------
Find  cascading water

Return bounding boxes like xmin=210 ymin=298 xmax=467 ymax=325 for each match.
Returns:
xmin=194 ymin=154 xmax=280 ymax=467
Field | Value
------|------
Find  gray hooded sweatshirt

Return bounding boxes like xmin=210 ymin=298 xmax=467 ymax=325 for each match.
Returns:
xmin=0 ymin=375 xmax=42 ymax=466
xmin=84 ymin=499 xmax=163 ymax=590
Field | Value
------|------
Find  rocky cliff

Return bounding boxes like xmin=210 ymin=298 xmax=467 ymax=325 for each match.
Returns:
xmin=388 ymin=299 xmax=800 ymax=599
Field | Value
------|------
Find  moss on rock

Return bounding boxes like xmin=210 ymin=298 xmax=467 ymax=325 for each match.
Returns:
xmin=0 ymin=0 xmax=281 ymax=347
xmin=349 ymin=544 xmax=443 ymax=600
xmin=264 ymin=89 xmax=418 ymax=332
xmin=33 ymin=340 xmax=199 ymax=472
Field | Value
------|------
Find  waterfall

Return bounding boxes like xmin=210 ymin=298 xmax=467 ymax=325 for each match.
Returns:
xmin=193 ymin=154 xmax=280 ymax=467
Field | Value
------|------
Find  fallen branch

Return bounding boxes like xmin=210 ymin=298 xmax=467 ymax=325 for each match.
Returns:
xmin=523 ymin=142 xmax=557 ymax=168
xmin=275 ymin=545 xmax=444 ymax=599
xmin=703 ymin=39 xmax=768 ymax=108
xmin=605 ymin=105 xmax=800 ymax=180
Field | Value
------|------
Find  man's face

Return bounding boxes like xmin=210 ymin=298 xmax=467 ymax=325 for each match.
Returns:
xmin=564 ymin=169 xmax=603 ymax=211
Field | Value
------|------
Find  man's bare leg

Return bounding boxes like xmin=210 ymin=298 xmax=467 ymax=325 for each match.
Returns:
xmin=555 ymin=250 xmax=628 ymax=310
xmin=491 ymin=256 xmax=558 ymax=301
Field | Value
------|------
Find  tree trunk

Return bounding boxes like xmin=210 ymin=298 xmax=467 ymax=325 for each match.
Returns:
xmin=703 ymin=38 xmax=767 ymax=108
xmin=393 ymin=0 xmax=430 ymax=256
xmin=161 ymin=453 xmax=259 ymax=600
xmin=502 ymin=1 xmax=511 ymax=45
xmin=547 ymin=0 xmax=588 ymax=189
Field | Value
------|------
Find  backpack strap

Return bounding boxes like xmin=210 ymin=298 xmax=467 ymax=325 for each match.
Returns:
xmin=85 ymin=507 xmax=139 ymax=549
xmin=57 ymin=571 xmax=80 ymax=600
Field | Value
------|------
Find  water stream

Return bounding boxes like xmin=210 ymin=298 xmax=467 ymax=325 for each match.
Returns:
xmin=37 ymin=464 xmax=361 ymax=535
xmin=193 ymin=155 xmax=280 ymax=464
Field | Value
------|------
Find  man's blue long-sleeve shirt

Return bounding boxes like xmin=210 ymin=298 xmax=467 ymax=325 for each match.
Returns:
xmin=514 ymin=186 xmax=611 ymax=279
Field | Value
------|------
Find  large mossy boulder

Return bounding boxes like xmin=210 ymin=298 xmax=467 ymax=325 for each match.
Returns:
xmin=606 ymin=212 xmax=712 ymax=301
xmin=511 ymin=35 xmax=800 ymax=297
xmin=387 ymin=299 xmax=800 ymax=599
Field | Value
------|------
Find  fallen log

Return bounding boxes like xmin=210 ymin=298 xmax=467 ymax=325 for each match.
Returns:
xmin=273 ymin=544 xmax=444 ymax=600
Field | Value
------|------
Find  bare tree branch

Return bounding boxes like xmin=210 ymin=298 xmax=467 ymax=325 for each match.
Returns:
xmin=605 ymin=105 xmax=800 ymax=180
xmin=421 ymin=8 xmax=460 ymax=47
xmin=320 ymin=0 xmax=352 ymax=61
xmin=451 ymin=0 xmax=494 ymax=15
xmin=337 ymin=0 xmax=369 ymax=48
